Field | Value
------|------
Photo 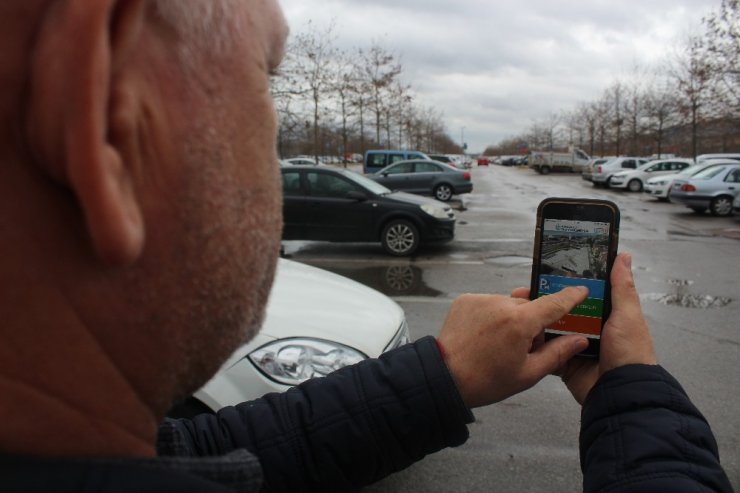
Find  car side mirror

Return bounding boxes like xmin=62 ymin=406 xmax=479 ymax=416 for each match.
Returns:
xmin=346 ymin=190 xmax=368 ymax=201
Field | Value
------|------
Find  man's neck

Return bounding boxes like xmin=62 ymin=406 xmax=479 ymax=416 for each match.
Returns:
xmin=0 ymin=377 xmax=158 ymax=457
xmin=0 ymin=284 xmax=159 ymax=458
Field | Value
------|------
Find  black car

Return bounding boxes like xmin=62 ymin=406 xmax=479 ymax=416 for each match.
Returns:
xmin=281 ymin=166 xmax=456 ymax=256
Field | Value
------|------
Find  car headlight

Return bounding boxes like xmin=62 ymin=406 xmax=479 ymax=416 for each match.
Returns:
xmin=421 ymin=203 xmax=452 ymax=219
xmin=651 ymin=180 xmax=666 ymax=186
xmin=248 ymin=338 xmax=367 ymax=386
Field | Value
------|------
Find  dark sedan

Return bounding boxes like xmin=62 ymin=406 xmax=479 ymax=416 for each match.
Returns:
xmin=281 ymin=166 xmax=456 ymax=256
xmin=368 ymin=160 xmax=473 ymax=202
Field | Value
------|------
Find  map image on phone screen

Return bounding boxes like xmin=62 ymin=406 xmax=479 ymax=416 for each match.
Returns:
xmin=538 ymin=218 xmax=610 ymax=338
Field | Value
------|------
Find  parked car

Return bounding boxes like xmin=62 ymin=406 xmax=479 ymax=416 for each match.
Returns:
xmin=363 ymin=149 xmax=430 ymax=174
xmin=168 ymin=258 xmax=409 ymax=417
xmin=284 ymin=157 xmax=319 ymax=166
xmin=696 ymin=153 xmax=740 ymax=164
xmin=428 ymin=154 xmax=458 ymax=168
xmin=368 ymin=160 xmax=473 ymax=202
xmin=670 ymin=162 xmax=740 ymax=216
xmin=644 ymin=162 xmax=724 ymax=201
xmin=608 ymin=159 xmax=693 ymax=192
xmin=591 ymin=157 xmax=649 ymax=187
xmin=581 ymin=157 xmax=614 ymax=182
xmin=281 ymin=166 xmax=455 ymax=256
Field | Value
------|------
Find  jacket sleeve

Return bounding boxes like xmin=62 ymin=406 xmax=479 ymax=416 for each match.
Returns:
xmin=580 ymin=364 xmax=734 ymax=493
xmin=163 ymin=336 xmax=474 ymax=492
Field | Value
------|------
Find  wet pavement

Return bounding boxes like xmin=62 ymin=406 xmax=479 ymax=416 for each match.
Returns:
xmin=284 ymin=164 xmax=740 ymax=492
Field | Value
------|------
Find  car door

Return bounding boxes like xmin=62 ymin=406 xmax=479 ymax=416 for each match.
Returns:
xmin=281 ymin=169 xmax=311 ymax=240
xmin=412 ymin=161 xmax=444 ymax=194
xmin=304 ymin=170 xmax=376 ymax=241
xmin=374 ymin=162 xmax=415 ymax=191
xmin=721 ymin=166 xmax=740 ymax=196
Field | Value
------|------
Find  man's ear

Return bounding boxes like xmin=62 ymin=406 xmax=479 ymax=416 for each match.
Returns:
xmin=25 ymin=0 xmax=148 ymax=266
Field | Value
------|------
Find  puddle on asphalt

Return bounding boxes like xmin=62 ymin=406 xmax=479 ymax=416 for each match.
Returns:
xmin=304 ymin=263 xmax=444 ymax=298
xmin=485 ymin=255 xmax=532 ymax=267
xmin=642 ymin=279 xmax=732 ymax=309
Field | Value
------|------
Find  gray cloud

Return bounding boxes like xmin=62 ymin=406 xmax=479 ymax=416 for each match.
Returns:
xmin=279 ymin=0 xmax=717 ymax=152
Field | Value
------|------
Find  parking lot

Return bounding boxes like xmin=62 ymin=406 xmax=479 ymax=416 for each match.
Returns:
xmin=283 ymin=164 xmax=740 ymax=492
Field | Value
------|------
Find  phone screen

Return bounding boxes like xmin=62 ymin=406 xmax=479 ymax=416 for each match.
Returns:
xmin=537 ymin=218 xmax=611 ymax=339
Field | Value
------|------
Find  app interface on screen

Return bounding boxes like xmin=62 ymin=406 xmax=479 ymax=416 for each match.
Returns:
xmin=538 ymin=218 xmax=610 ymax=338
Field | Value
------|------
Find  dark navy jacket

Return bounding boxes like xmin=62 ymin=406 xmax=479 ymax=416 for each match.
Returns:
xmin=0 ymin=338 xmax=733 ymax=492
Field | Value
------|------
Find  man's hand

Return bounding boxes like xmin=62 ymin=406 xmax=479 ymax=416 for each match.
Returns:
xmin=437 ymin=287 xmax=590 ymax=408
xmin=543 ymin=252 xmax=657 ymax=404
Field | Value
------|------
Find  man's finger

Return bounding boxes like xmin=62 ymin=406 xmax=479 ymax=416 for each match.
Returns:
xmin=609 ymin=253 xmax=642 ymax=313
xmin=510 ymin=287 xmax=530 ymax=299
xmin=527 ymin=335 xmax=589 ymax=381
xmin=522 ymin=286 xmax=589 ymax=335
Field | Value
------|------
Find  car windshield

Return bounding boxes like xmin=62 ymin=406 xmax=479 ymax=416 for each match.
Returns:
xmin=340 ymin=169 xmax=392 ymax=195
xmin=692 ymin=165 xmax=728 ymax=180
xmin=680 ymin=164 xmax=709 ymax=176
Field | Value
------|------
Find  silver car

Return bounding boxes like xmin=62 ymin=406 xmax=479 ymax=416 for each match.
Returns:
xmin=670 ymin=162 xmax=740 ymax=216
xmin=369 ymin=159 xmax=473 ymax=202
xmin=644 ymin=162 xmax=723 ymax=201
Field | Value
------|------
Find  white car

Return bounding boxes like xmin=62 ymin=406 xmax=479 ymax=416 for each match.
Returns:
xmin=609 ymin=159 xmax=693 ymax=192
xmin=284 ymin=157 xmax=319 ymax=166
xmin=644 ymin=161 xmax=726 ymax=201
xmin=169 ymin=259 xmax=409 ymax=417
xmin=591 ymin=157 xmax=649 ymax=187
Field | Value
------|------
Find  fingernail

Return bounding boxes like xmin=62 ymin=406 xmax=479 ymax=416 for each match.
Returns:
xmin=575 ymin=337 xmax=589 ymax=351
xmin=623 ymin=252 xmax=632 ymax=270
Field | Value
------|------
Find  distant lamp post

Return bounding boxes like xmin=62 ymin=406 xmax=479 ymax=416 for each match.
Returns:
xmin=461 ymin=126 xmax=466 ymax=153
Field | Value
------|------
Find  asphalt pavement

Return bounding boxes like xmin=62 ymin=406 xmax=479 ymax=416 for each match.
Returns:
xmin=284 ymin=163 xmax=740 ymax=492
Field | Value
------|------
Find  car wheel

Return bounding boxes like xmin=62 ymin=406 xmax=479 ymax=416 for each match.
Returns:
xmin=434 ymin=184 xmax=453 ymax=201
xmin=627 ymin=179 xmax=643 ymax=192
xmin=540 ymin=166 xmax=551 ymax=175
xmin=710 ymin=195 xmax=734 ymax=217
xmin=690 ymin=207 xmax=707 ymax=214
xmin=606 ymin=176 xmax=613 ymax=187
xmin=381 ymin=219 xmax=420 ymax=256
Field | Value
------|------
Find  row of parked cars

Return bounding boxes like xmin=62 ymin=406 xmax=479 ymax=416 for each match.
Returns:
xmin=277 ymin=150 xmax=474 ymax=256
xmin=581 ymin=154 xmax=740 ymax=216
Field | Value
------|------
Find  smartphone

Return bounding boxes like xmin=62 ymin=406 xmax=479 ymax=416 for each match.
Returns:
xmin=529 ymin=198 xmax=620 ymax=358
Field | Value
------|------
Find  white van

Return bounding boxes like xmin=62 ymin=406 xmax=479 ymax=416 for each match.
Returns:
xmin=696 ymin=153 xmax=740 ymax=163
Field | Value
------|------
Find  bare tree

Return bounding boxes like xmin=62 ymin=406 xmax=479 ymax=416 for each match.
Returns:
xmin=671 ymin=35 xmax=715 ymax=159
xmin=359 ymin=43 xmax=403 ymax=147
xmin=703 ymin=0 xmax=740 ymax=113
xmin=643 ymin=79 xmax=678 ymax=157
xmin=290 ymin=21 xmax=339 ymax=163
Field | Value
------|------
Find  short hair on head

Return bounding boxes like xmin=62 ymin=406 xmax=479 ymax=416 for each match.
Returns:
xmin=151 ymin=0 xmax=242 ymax=64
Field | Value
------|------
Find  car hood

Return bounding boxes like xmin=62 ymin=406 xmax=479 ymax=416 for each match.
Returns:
xmin=384 ymin=191 xmax=448 ymax=207
xmin=218 ymin=258 xmax=405 ymax=369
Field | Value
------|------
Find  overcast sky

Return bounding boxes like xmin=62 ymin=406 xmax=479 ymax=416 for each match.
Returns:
xmin=278 ymin=0 xmax=719 ymax=153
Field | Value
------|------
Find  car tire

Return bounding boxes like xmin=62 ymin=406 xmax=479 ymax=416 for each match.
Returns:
xmin=381 ymin=219 xmax=420 ymax=256
xmin=540 ymin=166 xmax=551 ymax=175
xmin=606 ymin=176 xmax=614 ymax=187
xmin=627 ymin=179 xmax=643 ymax=192
xmin=434 ymin=184 xmax=453 ymax=202
xmin=710 ymin=195 xmax=734 ymax=217
xmin=167 ymin=397 xmax=214 ymax=419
